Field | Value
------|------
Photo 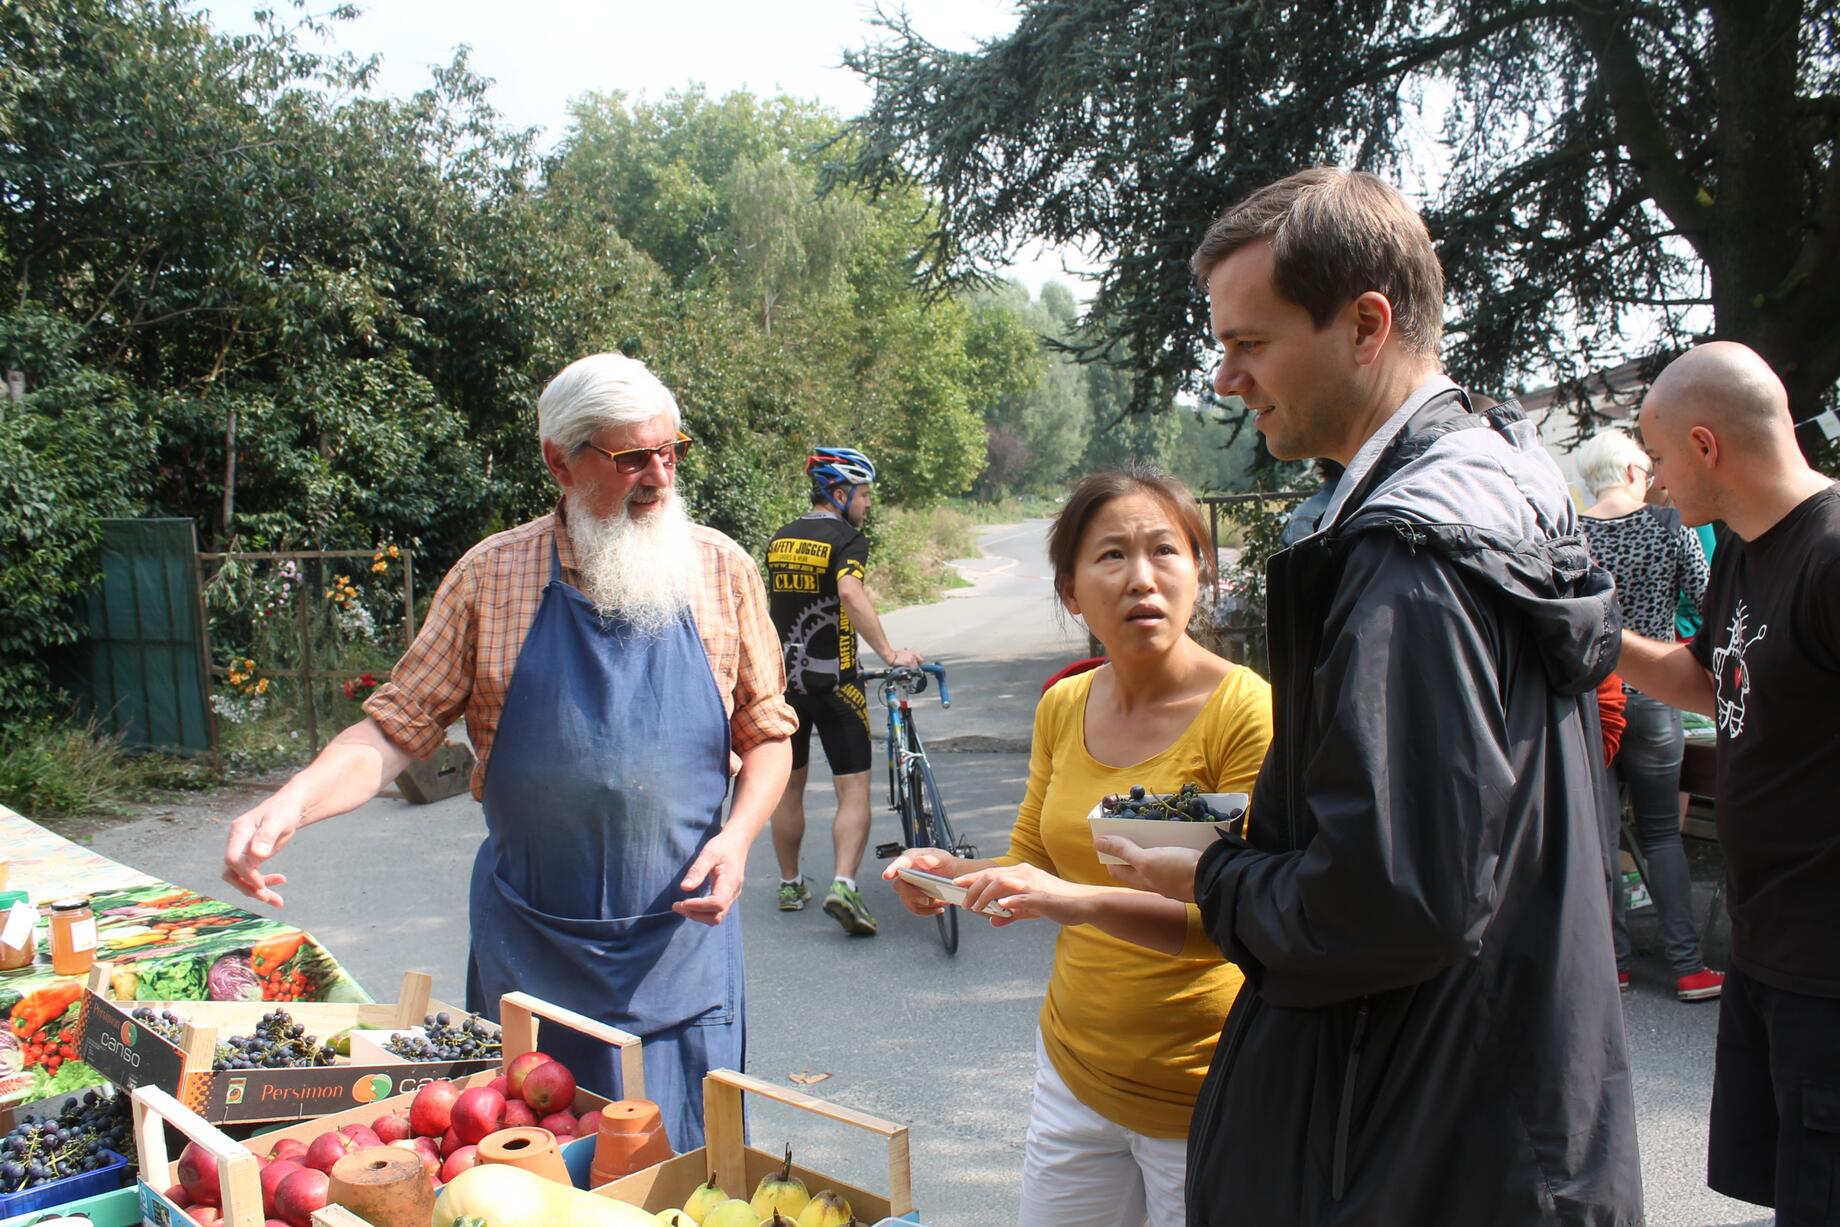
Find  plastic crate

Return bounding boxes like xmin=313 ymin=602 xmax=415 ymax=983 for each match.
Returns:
xmin=0 ymin=1150 xmax=131 ymax=1219
xmin=0 ymin=1184 xmax=140 ymax=1227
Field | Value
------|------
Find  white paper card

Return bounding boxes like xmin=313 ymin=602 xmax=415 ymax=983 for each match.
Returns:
xmin=1817 ymin=411 xmax=1840 ymax=442
xmin=70 ymin=915 xmax=97 ymax=952
xmin=1 ymin=901 xmax=35 ymax=949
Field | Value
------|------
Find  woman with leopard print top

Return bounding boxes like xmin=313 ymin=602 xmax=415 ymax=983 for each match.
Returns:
xmin=1579 ymin=427 xmax=1720 ymax=1003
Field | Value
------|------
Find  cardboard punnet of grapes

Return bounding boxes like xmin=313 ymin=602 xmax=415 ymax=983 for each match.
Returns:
xmin=1087 ymin=790 xmax=1250 ymax=865
xmin=133 ymin=993 xmax=643 ymax=1226
xmin=75 ymin=966 xmax=495 ymax=1125
xmin=593 ymin=1069 xmax=918 ymax=1222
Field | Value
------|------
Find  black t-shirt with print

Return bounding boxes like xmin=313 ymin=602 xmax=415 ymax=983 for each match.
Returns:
xmin=766 ymin=511 xmax=869 ymax=696
xmin=1688 ymin=484 xmax=1840 ymax=996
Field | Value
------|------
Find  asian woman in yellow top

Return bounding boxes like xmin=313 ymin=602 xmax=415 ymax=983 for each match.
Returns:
xmin=885 ymin=466 xmax=1271 ymax=1227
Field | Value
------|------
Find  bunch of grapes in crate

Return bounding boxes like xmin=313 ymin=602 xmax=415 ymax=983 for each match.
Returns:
xmin=211 ymin=1009 xmax=338 ymax=1070
xmin=0 ymin=1091 xmax=132 ymax=1193
xmin=385 ymin=1010 xmax=502 ymax=1061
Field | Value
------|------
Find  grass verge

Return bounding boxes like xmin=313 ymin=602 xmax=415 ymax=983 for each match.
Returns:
xmin=0 ymin=716 xmax=216 ymax=822
xmin=865 ymin=504 xmax=982 ymax=609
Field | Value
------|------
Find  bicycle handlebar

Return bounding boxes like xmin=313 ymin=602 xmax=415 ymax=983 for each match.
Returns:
xmin=860 ymin=662 xmax=951 ymax=709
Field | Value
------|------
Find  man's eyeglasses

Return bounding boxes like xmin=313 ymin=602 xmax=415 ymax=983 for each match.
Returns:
xmin=581 ymin=433 xmax=693 ymax=475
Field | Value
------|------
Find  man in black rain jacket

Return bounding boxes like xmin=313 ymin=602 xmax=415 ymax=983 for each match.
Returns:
xmin=1101 ymin=169 xmax=1643 ymax=1225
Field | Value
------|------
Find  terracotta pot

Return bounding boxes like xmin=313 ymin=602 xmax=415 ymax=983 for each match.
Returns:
xmin=590 ymin=1097 xmax=673 ymax=1185
xmin=478 ymin=1125 xmax=571 ymax=1185
xmin=328 ymin=1146 xmax=435 ymax=1227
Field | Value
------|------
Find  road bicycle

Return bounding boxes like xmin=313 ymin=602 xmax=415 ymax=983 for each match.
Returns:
xmin=862 ymin=663 xmax=975 ymax=954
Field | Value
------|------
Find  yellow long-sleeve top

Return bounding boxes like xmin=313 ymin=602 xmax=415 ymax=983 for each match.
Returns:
xmin=1001 ymin=664 xmax=1272 ymax=1138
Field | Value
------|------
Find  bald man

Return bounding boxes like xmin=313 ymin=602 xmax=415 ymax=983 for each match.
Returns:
xmin=1618 ymin=341 xmax=1839 ymax=1224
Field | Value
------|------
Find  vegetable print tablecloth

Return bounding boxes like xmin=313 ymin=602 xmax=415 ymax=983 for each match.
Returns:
xmin=0 ymin=805 xmax=367 ymax=1108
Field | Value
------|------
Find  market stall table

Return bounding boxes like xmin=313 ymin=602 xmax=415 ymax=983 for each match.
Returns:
xmin=0 ymin=804 xmax=366 ymax=1110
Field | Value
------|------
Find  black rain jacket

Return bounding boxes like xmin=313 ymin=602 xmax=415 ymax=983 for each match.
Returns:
xmin=1189 ymin=389 xmax=1644 ymax=1226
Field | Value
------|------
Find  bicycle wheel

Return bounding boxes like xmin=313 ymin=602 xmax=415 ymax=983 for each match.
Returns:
xmin=907 ymin=759 xmax=959 ymax=955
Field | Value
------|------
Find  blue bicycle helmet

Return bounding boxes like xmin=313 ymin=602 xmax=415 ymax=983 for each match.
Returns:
xmin=806 ymin=446 xmax=877 ymax=515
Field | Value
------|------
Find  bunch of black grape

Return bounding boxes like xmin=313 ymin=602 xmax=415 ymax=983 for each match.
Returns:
xmin=0 ymin=1091 xmax=132 ymax=1193
xmin=211 ymin=1009 xmax=337 ymax=1070
xmin=1100 ymin=782 xmax=1227 ymax=823
xmin=387 ymin=1011 xmax=502 ymax=1061
xmin=129 ymin=1005 xmax=187 ymax=1043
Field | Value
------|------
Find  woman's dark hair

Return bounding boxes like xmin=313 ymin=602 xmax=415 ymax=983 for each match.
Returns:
xmin=1048 ymin=466 xmax=1214 ymax=601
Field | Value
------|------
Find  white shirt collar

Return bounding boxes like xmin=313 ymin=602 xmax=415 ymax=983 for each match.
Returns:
xmin=1316 ymin=372 xmax=1460 ymax=533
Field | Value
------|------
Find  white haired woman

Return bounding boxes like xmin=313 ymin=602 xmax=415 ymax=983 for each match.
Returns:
xmin=1577 ymin=427 xmax=1720 ymax=1001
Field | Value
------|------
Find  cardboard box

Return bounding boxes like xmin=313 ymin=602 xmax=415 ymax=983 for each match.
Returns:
xmin=134 ymin=992 xmax=643 ymax=1227
xmin=77 ymin=967 xmax=494 ymax=1124
xmin=594 ymin=1069 xmax=916 ymax=1222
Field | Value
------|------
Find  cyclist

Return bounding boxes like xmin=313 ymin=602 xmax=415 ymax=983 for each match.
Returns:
xmin=766 ymin=446 xmax=922 ymax=936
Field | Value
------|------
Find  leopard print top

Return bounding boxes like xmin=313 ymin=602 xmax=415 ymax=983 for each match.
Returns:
xmin=1580 ymin=507 xmax=1709 ymax=641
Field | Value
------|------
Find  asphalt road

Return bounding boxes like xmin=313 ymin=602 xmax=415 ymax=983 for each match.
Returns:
xmin=86 ymin=519 xmax=1766 ymax=1225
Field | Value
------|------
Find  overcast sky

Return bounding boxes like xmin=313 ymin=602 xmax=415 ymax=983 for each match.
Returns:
xmin=205 ymin=0 xmax=1091 ymax=294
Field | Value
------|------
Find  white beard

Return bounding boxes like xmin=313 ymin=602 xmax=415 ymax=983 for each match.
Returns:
xmin=564 ymin=487 xmax=699 ymax=637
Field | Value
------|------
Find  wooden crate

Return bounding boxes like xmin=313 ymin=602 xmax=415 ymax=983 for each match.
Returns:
xmin=595 ymin=1069 xmax=914 ymax=1221
xmin=77 ymin=966 xmax=495 ymax=1124
xmin=134 ymin=993 xmax=642 ymax=1226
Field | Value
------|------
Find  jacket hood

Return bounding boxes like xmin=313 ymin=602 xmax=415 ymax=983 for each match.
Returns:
xmin=1334 ymin=390 xmax=1620 ymax=695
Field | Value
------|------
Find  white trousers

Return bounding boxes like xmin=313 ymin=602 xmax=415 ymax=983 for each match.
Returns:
xmin=1017 ymin=1031 xmax=1189 ymax=1227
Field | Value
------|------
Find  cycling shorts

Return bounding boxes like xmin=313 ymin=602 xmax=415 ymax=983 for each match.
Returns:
xmin=788 ymin=683 xmax=871 ymax=775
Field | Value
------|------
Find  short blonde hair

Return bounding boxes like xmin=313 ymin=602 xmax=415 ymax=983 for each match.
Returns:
xmin=1575 ymin=428 xmax=1650 ymax=497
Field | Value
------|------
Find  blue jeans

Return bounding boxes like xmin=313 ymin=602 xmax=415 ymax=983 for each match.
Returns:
xmin=1612 ymin=692 xmax=1704 ymax=977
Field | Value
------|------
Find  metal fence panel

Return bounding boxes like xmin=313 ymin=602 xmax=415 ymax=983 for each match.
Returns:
xmin=70 ymin=518 xmax=214 ymax=755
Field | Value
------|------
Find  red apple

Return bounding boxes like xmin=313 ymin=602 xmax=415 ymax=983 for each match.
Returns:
xmin=576 ymin=1109 xmax=603 ymax=1139
xmin=439 ymin=1144 xmax=480 ymax=1183
xmin=372 ymin=1110 xmax=412 ymax=1144
xmin=304 ymin=1130 xmax=360 ymax=1173
xmin=177 ymin=1140 xmax=221 ymax=1207
xmin=268 ymin=1138 xmax=308 ymax=1162
xmin=260 ymin=1158 xmax=304 ymax=1216
xmin=339 ymin=1124 xmax=383 ymax=1150
xmin=274 ymin=1166 xmax=329 ymax=1227
xmin=504 ymin=1051 xmax=553 ymax=1101
xmin=487 ymin=1075 xmax=508 ymax=1095
xmin=191 ymin=1209 xmax=224 ymax=1225
xmin=520 ymin=1060 xmax=577 ymax=1114
xmin=439 ymin=1127 xmax=463 ymax=1159
xmin=390 ymin=1138 xmax=441 ymax=1178
xmin=268 ymin=1221 xmax=292 ymax=1227
xmin=162 ymin=1183 xmax=188 ymax=1204
xmin=501 ymin=1099 xmax=540 ymax=1129
xmin=539 ymin=1110 xmax=577 ymax=1138
xmin=450 ymin=1087 xmax=506 ymax=1144
xmin=410 ymin=1079 xmax=461 ymax=1137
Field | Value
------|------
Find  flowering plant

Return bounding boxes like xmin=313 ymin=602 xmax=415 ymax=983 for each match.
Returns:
xmin=225 ymin=657 xmax=269 ymax=697
xmin=341 ymin=672 xmax=379 ymax=701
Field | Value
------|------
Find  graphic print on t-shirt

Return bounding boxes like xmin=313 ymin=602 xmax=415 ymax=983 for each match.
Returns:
xmin=1710 ymin=599 xmax=1769 ymax=739
xmin=766 ymin=513 xmax=868 ymax=696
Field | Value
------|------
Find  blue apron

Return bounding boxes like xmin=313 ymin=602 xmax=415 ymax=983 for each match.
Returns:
xmin=465 ymin=542 xmax=742 ymax=1151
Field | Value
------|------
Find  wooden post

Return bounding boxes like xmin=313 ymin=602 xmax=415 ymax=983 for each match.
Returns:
xmin=4 ymin=369 xmax=22 ymax=406
xmin=402 ymin=549 xmax=416 ymax=646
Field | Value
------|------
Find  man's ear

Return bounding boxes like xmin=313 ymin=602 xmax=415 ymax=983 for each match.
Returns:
xmin=542 ymin=438 xmax=575 ymax=488
xmin=1689 ymin=424 xmax=1720 ymax=468
xmin=1349 ymin=291 xmax=1395 ymax=367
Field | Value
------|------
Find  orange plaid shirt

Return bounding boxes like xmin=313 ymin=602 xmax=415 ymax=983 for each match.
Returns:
xmin=364 ymin=503 xmax=796 ymax=799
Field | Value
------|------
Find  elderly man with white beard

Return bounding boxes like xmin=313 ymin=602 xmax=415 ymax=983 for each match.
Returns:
xmin=218 ymin=353 xmax=796 ymax=1149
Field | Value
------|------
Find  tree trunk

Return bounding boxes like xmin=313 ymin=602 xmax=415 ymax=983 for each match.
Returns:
xmin=220 ymin=403 xmax=237 ymax=546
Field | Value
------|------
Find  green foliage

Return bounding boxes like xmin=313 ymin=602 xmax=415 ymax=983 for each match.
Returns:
xmin=861 ymin=504 xmax=979 ymax=610
xmin=0 ymin=716 xmax=208 ymax=820
xmin=0 ymin=1 xmax=1013 ymax=730
xmin=843 ymin=1 xmax=1840 ymax=442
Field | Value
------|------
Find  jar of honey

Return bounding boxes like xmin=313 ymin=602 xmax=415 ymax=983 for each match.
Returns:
xmin=49 ymin=897 xmax=97 ymax=976
xmin=0 ymin=890 xmax=36 ymax=971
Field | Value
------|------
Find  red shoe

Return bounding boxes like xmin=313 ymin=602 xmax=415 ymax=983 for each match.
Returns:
xmin=1617 ymin=970 xmax=1630 ymax=991
xmin=1676 ymin=968 xmax=1724 ymax=1001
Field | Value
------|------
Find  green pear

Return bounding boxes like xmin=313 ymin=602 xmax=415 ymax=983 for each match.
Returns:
xmin=701 ymin=1199 xmax=761 ymax=1227
xmin=796 ymin=1190 xmax=853 ymax=1227
xmin=750 ymin=1146 xmax=809 ymax=1219
xmin=683 ymin=1172 xmax=729 ymax=1224
xmin=657 ymin=1212 xmax=697 ymax=1227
